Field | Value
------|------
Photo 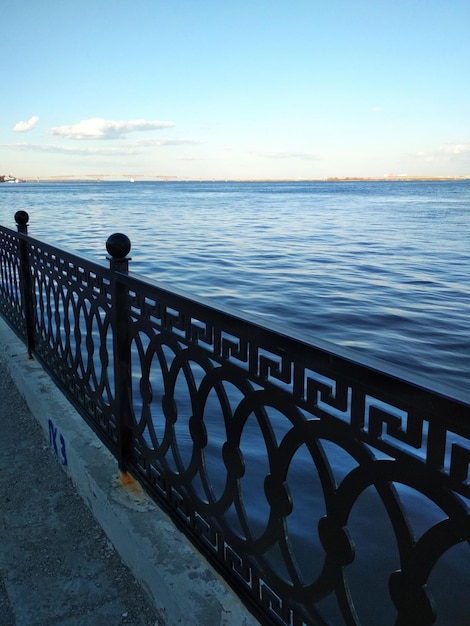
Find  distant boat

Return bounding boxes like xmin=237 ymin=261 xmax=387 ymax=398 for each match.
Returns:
xmin=129 ymin=178 xmax=135 ymax=183
xmin=7 ymin=176 xmax=19 ymax=183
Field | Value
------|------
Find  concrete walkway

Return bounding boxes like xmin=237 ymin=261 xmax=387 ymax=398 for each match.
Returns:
xmin=0 ymin=356 xmax=161 ymax=626
xmin=0 ymin=319 xmax=258 ymax=626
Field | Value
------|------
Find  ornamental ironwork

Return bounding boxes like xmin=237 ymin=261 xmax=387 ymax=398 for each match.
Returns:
xmin=0 ymin=211 xmax=469 ymax=625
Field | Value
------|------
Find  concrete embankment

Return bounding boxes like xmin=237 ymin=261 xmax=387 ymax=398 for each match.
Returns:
xmin=0 ymin=318 xmax=258 ymax=626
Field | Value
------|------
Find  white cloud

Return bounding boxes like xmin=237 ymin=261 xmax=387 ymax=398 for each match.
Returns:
xmin=3 ymin=137 xmax=202 ymax=155
xmin=132 ymin=137 xmax=204 ymax=147
xmin=49 ymin=117 xmax=175 ymax=140
xmin=13 ymin=116 xmax=39 ymax=132
xmin=418 ymin=143 xmax=470 ymax=162
xmin=4 ymin=141 xmax=134 ymax=155
xmin=440 ymin=143 xmax=470 ymax=155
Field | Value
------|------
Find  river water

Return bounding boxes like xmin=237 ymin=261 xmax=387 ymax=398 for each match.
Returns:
xmin=1 ymin=179 xmax=469 ymax=392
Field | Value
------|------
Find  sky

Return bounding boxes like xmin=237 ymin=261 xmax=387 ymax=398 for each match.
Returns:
xmin=1 ymin=0 xmax=470 ymax=180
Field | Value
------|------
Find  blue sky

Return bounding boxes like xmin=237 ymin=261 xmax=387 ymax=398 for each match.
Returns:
xmin=2 ymin=0 xmax=469 ymax=179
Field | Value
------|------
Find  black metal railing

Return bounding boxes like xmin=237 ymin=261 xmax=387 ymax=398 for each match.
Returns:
xmin=1 ymin=211 xmax=469 ymax=626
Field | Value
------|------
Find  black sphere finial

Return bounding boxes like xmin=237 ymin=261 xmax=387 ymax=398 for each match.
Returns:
xmin=106 ymin=233 xmax=131 ymax=258
xmin=15 ymin=210 xmax=29 ymax=226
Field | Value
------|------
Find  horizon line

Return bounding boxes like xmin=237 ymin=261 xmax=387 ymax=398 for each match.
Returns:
xmin=3 ymin=174 xmax=470 ymax=183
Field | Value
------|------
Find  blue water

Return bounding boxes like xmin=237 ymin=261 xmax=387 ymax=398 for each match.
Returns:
xmin=1 ymin=180 xmax=469 ymax=623
xmin=2 ymin=179 xmax=469 ymax=392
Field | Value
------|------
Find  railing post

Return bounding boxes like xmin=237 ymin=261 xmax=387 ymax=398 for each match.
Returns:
xmin=106 ymin=233 xmax=133 ymax=472
xmin=15 ymin=210 xmax=35 ymax=358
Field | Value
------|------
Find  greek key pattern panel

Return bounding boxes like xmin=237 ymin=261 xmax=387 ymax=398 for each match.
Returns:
xmin=126 ymin=277 xmax=470 ymax=498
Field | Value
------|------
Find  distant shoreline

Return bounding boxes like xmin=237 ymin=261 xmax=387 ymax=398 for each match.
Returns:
xmin=3 ymin=175 xmax=470 ymax=184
